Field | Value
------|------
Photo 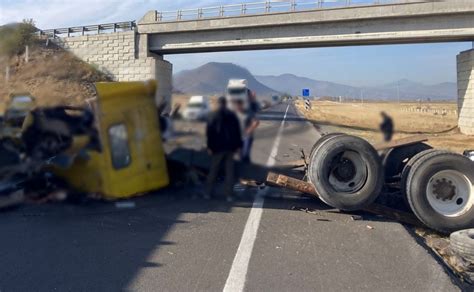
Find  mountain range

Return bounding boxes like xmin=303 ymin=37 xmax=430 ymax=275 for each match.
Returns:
xmin=173 ymin=62 xmax=277 ymax=96
xmin=173 ymin=62 xmax=457 ymax=101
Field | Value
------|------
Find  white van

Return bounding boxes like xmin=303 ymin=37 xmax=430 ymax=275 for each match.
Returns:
xmin=183 ymin=96 xmax=211 ymax=121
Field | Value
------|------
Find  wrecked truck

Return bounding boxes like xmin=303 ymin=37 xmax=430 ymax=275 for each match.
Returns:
xmin=0 ymin=80 xmax=169 ymax=206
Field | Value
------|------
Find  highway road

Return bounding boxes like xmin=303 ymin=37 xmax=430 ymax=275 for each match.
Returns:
xmin=0 ymin=102 xmax=462 ymax=291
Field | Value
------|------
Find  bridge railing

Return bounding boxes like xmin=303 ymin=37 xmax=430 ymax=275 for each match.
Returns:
xmin=37 ymin=21 xmax=136 ymax=38
xmin=156 ymin=0 xmax=410 ymax=22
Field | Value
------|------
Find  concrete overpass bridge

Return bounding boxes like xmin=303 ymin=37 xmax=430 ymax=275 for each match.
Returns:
xmin=40 ymin=0 xmax=474 ymax=134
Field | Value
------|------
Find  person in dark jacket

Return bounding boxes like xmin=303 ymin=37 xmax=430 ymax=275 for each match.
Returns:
xmin=380 ymin=111 xmax=394 ymax=142
xmin=205 ymin=96 xmax=243 ymax=201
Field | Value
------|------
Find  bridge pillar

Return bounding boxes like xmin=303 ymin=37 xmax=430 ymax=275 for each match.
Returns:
xmin=154 ymin=56 xmax=172 ymax=108
xmin=457 ymin=49 xmax=474 ymax=135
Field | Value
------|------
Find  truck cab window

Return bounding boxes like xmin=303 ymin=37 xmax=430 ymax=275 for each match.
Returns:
xmin=108 ymin=124 xmax=131 ymax=169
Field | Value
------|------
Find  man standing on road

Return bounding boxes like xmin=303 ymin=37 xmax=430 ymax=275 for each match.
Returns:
xmin=205 ymin=97 xmax=242 ymax=201
xmin=234 ymin=92 xmax=260 ymax=163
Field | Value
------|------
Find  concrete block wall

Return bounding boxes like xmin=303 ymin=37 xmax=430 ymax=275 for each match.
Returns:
xmin=457 ymin=49 xmax=474 ymax=135
xmin=54 ymin=31 xmax=155 ymax=81
xmin=53 ymin=31 xmax=173 ymax=105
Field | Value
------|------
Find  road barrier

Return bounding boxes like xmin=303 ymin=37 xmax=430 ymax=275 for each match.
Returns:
xmin=156 ymin=0 xmax=426 ymax=22
xmin=401 ymin=106 xmax=457 ymax=116
xmin=37 ymin=21 xmax=136 ymax=38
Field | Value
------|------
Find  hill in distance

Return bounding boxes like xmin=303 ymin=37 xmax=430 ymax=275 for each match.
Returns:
xmin=173 ymin=62 xmax=456 ymax=101
xmin=173 ymin=62 xmax=278 ymax=96
xmin=256 ymin=74 xmax=457 ymax=101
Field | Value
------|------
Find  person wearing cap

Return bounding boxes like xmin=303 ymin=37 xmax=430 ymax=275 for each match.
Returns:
xmin=204 ymin=96 xmax=243 ymax=201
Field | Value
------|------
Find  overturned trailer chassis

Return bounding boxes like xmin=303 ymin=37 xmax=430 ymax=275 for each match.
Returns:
xmin=268 ymin=134 xmax=474 ymax=234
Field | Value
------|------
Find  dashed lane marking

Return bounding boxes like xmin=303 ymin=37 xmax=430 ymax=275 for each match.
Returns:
xmin=223 ymin=104 xmax=290 ymax=292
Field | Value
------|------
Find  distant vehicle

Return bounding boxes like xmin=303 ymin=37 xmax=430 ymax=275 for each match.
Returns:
xmin=272 ymin=95 xmax=283 ymax=103
xmin=183 ymin=95 xmax=210 ymax=121
xmin=226 ymin=79 xmax=263 ymax=113
xmin=226 ymin=79 xmax=249 ymax=109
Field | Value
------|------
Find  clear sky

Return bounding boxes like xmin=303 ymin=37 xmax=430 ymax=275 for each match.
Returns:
xmin=1 ymin=0 xmax=472 ymax=86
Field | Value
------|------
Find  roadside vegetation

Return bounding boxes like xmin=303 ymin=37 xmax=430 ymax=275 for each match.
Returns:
xmin=0 ymin=19 xmax=36 ymax=57
xmin=0 ymin=20 xmax=110 ymax=113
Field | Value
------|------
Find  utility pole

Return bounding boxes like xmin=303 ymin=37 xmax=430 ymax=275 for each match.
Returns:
xmin=397 ymin=81 xmax=400 ymax=104
xmin=25 ymin=45 xmax=29 ymax=63
xmin=5 ymin=66 xmax=10 ymax=83
xmin=360 ymin=88 xmax=364 ymax=104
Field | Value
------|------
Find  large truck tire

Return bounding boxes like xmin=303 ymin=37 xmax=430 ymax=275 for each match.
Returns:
xmin=309 ymin=133 xmax=346 ymax=159
xmin=400 ymin=149 xmax=440 ymax=207
xmin=450 ymin=229 xmax=474 ymax=262
xmin=308 ymin=133 xmax=346 ymax=197
xmin=308 ymin=135 xmax=384 ymax=211
xmin=383 ymin=143 xmax=432 ymax=183
xmin=406 ymin=151 xmax=474 ymax=234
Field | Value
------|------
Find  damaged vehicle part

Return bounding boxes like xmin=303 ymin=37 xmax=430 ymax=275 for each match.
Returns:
xmin=450 ymin=229 xmax=474 ymax=263
xmin=308 ymin=135 xmax=384 ymax=211
xmin=21 ymin=106 xmax=100 ymax=160
xmin=382 ymin=142 xmax=432 ymax=183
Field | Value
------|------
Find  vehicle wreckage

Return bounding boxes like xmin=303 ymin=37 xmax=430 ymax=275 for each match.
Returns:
xmin=0 ymin=81 xmax=169 ymax=206
xmin=1 ymin=81 xmax=473 ymax=235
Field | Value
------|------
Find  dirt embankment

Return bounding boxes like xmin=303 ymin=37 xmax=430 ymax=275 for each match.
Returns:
xmin=0 ymin=38 xmax=110 ymax=112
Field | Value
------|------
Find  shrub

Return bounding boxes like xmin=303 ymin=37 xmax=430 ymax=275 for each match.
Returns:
xmin=0 ymin=19 xmax=37 ymax=57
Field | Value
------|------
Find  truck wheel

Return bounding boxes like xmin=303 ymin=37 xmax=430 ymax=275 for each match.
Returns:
xmin=450 ymin=229 xmax=474 ymax=262
xmin=309 ymin=133 xmax=346 ymax=158
xmin=308 ymin=135 xmax=383 ymax=211
xmin=383 ymin=143 xmax=432 ymax=183
xmin=308 ymin=133 xmax=346 ymax=195
xmin=400 ymin=149 xmax=439 ymax=207
xmin=406 ymin=151 xmax=474 ymax=234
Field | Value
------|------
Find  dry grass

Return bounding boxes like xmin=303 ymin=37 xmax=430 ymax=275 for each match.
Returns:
xmin=296 ymin=100 xmax=474 ymax=153
xmin=0 ymin=39 xmax=109 ymax=113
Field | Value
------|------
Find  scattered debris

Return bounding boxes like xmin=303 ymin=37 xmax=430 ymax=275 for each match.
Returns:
xmin=115 ymin=201 xmax=136 ymax=209
xmin=268 ymin=172 xmax=423 ymax=227
xmin=291 ymin=206 xmax=330 ymax=220
xmin=366 ymin=225 xmax=374 ymax=230
xmin=351 ymin=215 xmax=363 ymax=221
xmin=239 ymin=179 xmax=265 ymax=189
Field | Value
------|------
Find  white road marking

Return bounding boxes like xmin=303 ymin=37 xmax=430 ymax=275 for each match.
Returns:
xmin=223 ymin=104 xmax=290 ymax=292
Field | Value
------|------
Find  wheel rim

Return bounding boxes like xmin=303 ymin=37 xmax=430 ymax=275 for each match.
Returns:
xmin=328 ymin=151 xmax=367 ymax=193
xmin=426 ymin=170 xmax=474 ymax=217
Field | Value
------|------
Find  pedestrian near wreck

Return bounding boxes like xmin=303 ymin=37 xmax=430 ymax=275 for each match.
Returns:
xmin=204 ymin=96 xmax=243 ymax=202
xmin=235 ymin=91 xmax=260 ymax=163
xmin=380 ymin=111 xmax=394 ymax=142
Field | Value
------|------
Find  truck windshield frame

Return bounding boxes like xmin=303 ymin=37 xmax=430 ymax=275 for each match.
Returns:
xmin=228 ymin=88 xmax=247 ymax=95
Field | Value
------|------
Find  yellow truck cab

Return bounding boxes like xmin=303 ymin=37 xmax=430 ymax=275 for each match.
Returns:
xmin=56 ymin=81 xmax=169 ymax=199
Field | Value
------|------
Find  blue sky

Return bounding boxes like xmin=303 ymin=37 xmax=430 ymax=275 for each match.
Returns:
xmin=0 ymin=0 xmax=472 ymax=86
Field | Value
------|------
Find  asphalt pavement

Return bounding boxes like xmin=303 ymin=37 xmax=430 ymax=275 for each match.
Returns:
xmin=0 ymin=102 xmax=462 ymax=291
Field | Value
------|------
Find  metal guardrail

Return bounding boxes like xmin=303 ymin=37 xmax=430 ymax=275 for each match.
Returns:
xmin=156 ymin=0 xmax=413 ymax=22
xmin=37 ymin=21 xmax=136 ymax=38
xmin=37 ymin=0 xmax=433 ymax=37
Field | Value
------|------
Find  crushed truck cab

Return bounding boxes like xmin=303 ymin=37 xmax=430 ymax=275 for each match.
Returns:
xmin=55 ymin=81 xmax=169 ymax=199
